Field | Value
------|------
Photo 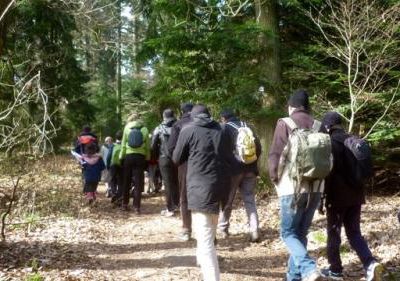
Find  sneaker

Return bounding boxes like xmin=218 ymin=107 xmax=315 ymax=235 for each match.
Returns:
xmin=249 ymin=230 xmax=260 ymax=243
xmin=160 ymin=209 xmax=174 ymax=217
xmin=303 ymin=270 xmax=323 ymax=281
xmin=178 ymin=232 xmax=191 ymax=242
xmin=321 ymin=268 xmax=343 ymax=280
xmin=219 ymin=229 xmax=229 ymax=239
xmin=366 ymin=261 xmax=384 ymax=281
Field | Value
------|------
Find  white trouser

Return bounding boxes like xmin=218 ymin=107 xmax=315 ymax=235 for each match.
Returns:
xmin=192 ymin=212 xmax=220 ymax=281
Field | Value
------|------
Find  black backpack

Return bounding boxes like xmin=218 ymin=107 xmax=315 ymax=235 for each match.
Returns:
xmin=128 ymin=127 xmax=144 ymax=148
xmin=344 ymin=135 xmax=373 ymax=185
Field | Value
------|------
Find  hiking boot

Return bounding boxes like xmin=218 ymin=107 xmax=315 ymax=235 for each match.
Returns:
xmin=303 ymin=270 xmax=323 ymax=281
xmin=321 ymin=268 xmax=343 ymax=280
xmin=249 ymin=230 xmax=260 ymax=243
xmin=366 ymin=261 xmax=384 ymax=281
xmin=133 ymin=208 xmax=141 ymax=215
xmin=121 ymin=204 xmax=129 ymax=211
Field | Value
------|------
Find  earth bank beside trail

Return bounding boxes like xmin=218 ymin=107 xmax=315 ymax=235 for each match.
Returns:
xmin=0 ymin=156 xmax=399 ymax=281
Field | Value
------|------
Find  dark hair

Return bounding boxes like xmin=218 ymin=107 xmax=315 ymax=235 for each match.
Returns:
xmin=220 ymin=108 xmax=235 ymax=120
xmin=82 ymin=125 xmax=91 ymax=133
xmin=180 ymin=102 xmax=193 ymax=114
xmin=84 ymin=142 xmax=98 ymax=155
xmin=288 ymin=89 xmax=310 ymax=111
xmin=115 ymin=130 xmax=123 ymax=141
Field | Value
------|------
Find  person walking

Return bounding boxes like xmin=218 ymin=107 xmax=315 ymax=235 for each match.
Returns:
xmin=218 ymin=109 xmax=262 ymax=242
xmin=107 ymin=131 xmax=123 ymax=203
xmin=319 ymin=111 xmax=383 ymax=281
xmin=119 ymin=113 xmax=150 ymax=214
xmin=151 ymin=108 xmax=179 ymax=216
xmin=268 ymin=89 xmax=327 ymax=281
xmin=167 ymin=102 xmax=193 ymax=241
xmin=172 ymin=104 xmax=233 ymax=281
xmin=101 ymin=136 xmax=113 ymax=197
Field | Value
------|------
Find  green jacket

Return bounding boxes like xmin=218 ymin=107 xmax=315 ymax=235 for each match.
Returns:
xmin=111 ymin=142 xmax=122 ymax=166
xmin=119 ymin=120 xmax=150 ymax=161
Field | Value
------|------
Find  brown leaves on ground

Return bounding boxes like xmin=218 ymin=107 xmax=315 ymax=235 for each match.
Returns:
xmin=0 ymin=156 xmax=399 ymax=280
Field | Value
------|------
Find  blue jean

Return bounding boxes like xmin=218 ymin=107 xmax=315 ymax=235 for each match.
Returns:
xmin=279 ymin=193 xmax=321 ymax=281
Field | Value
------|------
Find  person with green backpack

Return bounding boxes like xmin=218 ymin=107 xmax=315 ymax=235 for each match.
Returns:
xmin=119 ymin=113 xmax=150 ymax=214
xmin=268 ymin=89 xmax=332 ymax=281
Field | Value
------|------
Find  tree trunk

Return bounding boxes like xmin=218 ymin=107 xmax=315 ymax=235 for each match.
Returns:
xmin=116 ymin=0 xmax=122 ymax=124
xmin=254 ymin=0 xmax=281 ymax=107
xmin=0 ymin=0 xmax=14 ymax=56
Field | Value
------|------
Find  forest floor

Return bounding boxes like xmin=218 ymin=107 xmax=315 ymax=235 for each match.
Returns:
xmin=0 ymin=156 xmax=399 ymax=281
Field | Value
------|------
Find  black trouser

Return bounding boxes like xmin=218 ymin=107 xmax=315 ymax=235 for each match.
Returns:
xmin=110 ymin=164 xmax=123 ymax=197
xmin=122 ymin=154 xmax=146 ymax=209
xmin=159 ymin=156 xmax=179 ymax=211
xmin=327 ymin=204 xmax=375 ymax=272
xmin=178 ymin=162 xmax=191 ymax=233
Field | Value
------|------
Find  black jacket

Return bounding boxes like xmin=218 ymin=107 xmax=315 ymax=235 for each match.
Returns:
xmin=172 ymin=116 xmax=233 ymax=214
xmin=325 ymin=128 xmax=365 ymax=207
xmin=167 ymin=112 xmax=192 ymax=158
xmin=224 ymin=117 xmax=262 ymax=175
xmin=151 ymin=118 xmax=176 ymax=159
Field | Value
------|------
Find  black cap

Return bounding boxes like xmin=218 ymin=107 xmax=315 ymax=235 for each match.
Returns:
xmin=82 ymin=125 xmax=91 ymax=133
xmin=220 ymin=108 xmax=235 ymax=120
xmin=288 ymin=89 xmax=310 ymax=110
xmin=180 ymin=102 xmax=193 ymax=114
xmin=191 ymin=104 xmax=210 ymax=118
xmin=115 ymin=130 xmax=123 ymax=141
xmin=321 ymin=111 xmax=342 ymax=131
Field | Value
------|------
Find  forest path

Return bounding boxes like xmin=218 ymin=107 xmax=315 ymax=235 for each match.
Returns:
xmin=0 ymin=157 xmax=399 ymax=281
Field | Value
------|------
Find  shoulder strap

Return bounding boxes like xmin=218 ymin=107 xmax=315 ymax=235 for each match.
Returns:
xmin=226 ymin=122 xmax=240 ymax=130
xmin=312 ymin=120 xmax=321 ymax=131
xmin=282 ymin=117 xmax=297 ymax=130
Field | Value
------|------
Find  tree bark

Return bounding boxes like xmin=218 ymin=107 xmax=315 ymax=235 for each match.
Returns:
xmin=254 ymin=0 xmax=281 ymax=107
xmin=116 ymin=0 xmax=122 ymax=124
xmin=0 ymin=0 xmax=14 ymax=56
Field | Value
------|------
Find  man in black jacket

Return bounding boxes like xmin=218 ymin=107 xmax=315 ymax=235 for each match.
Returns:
xmin=320 ymin=111 xmax=383 ymax=281
xmin=152 ymin=108 xmax=179 ymax=216
xmin=167 ymin=102 xmax=193 ymax=240
xmin=172 ymin=104 xmax=232 ymax=281
xmin=218 ymin=109 xmax=262 ymax=242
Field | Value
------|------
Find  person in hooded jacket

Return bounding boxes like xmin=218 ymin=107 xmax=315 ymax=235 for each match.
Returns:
xmin=319 ymin=111 xmax=383 ymax=281
xmin=167 ymin=102 xmax=193 ymax=241
xmin=217 ymin=109 xmax=262 ymax=242
xmin=152 ymin=108 xmax=179 ymax=216
xmin=172 ymin=104 xmax=233 ymax=281
xmin=74 ymin=125 xmax=98 ymax=155
xmin=119 ymin=113 xmax=150 ymax=214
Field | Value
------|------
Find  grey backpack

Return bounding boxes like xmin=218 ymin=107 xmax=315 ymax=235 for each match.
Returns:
xmin=278 ymin=118 xmax=332 ymax=204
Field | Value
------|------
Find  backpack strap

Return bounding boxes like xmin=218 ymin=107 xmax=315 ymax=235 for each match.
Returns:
xmin=226 ymin=122 xmax=240 ymax=130
xmin=312 ymin=120 xmax=321 ymax=132
xmin=282 ymin=117 xmax=297 ymax=130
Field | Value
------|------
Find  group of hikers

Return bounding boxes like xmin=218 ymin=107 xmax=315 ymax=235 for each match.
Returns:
xmin=72 ymin=89 xmax=384 ymax=281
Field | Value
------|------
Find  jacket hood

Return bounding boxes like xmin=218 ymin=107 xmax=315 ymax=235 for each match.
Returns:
xmin=162 ymin=118 xmax=176 ymax=127
xmin=128 ymin=120 xmax=144 ymax=128
xmin=193 ymin=114 xmax=215 ymax=127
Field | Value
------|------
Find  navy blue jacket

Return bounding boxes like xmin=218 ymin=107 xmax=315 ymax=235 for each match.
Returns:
xmin=83 ymin=158 xmax=105 ymax=183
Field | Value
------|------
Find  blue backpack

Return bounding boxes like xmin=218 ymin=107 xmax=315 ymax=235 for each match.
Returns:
xmin=128 ymin=127 xmax=144 ymax=148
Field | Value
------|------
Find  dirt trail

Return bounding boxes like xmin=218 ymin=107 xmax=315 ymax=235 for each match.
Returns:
xmin=0 ymin=158 xmax=399 ymax=280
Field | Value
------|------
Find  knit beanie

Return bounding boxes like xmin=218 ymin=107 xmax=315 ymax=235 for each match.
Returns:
xmin=82 ymin=125 xmax=91 ymax=133
xmin=191 ymin=104 xmax=210 ymax=118
xmin=180 ymin=102 xmax=193 ymax=114
xmin=288 ymin=89 xmax=310 ymax=110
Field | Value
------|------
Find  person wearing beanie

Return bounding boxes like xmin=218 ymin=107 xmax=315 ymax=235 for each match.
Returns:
xmin=319 ymin=111 xmax=383 ymax=281
xmin=167 ymin=102 xmax=194 ymax=241
xmin=151 ymin=108 xmax=179 ymax=216
xmin=119 ymin=112 xmax=150 ymax=214
xmin=217 ymin=108 xmax=262 ymax=242
xmin=172 ymin=104 xmax=233 ymax=281
xmin=268 ymin=89 xmax=324 ymax=281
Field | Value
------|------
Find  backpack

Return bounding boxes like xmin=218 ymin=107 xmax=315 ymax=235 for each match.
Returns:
xmin=279 ymin=117 xmax=332 ymax=197
xmin=343 ymin=135 xmax=373 ymax=185
xmin=78 ymin=135 xmax=97 ymax=145
xmin=227 ymin=121 xmax=257 ymax=164
xmin=128 ymin=127 xmax=144 ymax=148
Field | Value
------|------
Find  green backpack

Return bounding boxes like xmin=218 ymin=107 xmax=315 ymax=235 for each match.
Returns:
xmin=279 ymin=118 xmax=332 ymax=206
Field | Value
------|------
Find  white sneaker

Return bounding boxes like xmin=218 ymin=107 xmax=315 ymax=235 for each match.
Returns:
xmin=366 ymin=261 xmax=384 ymax=281
xmin=303 ymin=270 xmax=323 ymax=281
xmin=160 ymin=209 xmax=174 ymax=217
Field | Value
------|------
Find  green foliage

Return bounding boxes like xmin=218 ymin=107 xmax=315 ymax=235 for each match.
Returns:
xmin=25 ymin=273 xmax=43 ymax=281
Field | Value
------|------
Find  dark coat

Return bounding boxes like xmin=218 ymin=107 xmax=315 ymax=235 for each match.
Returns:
xmin=325 ymin=128 xmax=365 ymax=207
xmin=224 ymin=117 xmax=262 ymax=175
xmin=82 ymin=157 xmax=105 ymax=183
xmin=172 ymin=116 xmax=233 ymax=214
xmin=74 ymin=132 xmax=98 ymax=155
xmin=167 ymin=112 xmax=192 ymax=158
